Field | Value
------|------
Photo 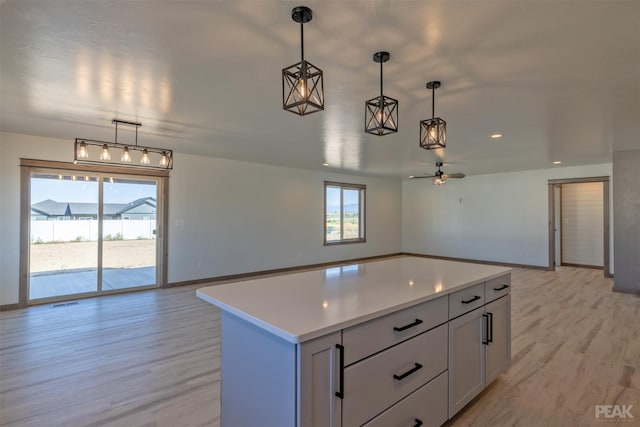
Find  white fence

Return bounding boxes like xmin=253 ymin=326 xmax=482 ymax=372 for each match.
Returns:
xmin=31 ymin=219 xmax=156 ymax=243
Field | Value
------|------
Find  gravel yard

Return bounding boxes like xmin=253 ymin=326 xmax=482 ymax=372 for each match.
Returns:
xmin=30 ymin=239 xmax=156 ymax=273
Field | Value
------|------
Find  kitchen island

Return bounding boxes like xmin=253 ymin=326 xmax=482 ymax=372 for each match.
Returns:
xmin=197 ymin=256 xmax=512 ymax=427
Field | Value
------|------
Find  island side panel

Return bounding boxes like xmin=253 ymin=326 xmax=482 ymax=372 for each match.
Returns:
xmin=221 ymin=311 xmax=296 ymax=427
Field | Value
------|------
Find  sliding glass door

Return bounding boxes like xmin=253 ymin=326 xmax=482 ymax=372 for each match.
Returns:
xmin=27 ymin=169 xmax=163 ymax=302
xmin=29 ymin=173 xmax=100 ymax=299
xmin=101 ymin=177 xmax=157 ymax=291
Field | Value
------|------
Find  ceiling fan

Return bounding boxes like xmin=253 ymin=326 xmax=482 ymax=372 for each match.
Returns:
xmin=409 ymin=162 xmax=465 ymax=185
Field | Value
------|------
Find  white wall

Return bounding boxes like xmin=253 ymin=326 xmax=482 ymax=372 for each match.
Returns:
xmin=0 ymin=132 xmax=402 ymax=305
xmin=402 ymin=164 xmax=613 ymax=268
xmin=168 ymin=152 xmax=402 ymax=283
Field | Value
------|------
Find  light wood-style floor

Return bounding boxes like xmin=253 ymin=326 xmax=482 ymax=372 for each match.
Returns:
xmin=1 ymin=266 xmax=638 ymax=427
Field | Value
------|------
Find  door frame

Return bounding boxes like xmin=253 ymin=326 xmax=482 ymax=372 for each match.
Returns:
xmin=19 ymin=159 xmax=169 ymax=307
xmin=547 ymin=176 xmax=611 ymax=277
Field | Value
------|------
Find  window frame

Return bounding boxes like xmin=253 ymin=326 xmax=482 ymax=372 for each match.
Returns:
xmin=324 ymin=181 xmax=366 ymax=245
xmin=19 ymin=158 xmax=169 ymax=307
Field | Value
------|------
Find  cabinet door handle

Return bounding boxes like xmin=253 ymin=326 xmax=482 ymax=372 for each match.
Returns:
xmin=393 ymin=363 xmax=423 ymax=381
xmin=393 ymin=318 xmax=423 ymax=332
xmin=482 ymin=313 xmax=490 ymax=345
xmin=335 ymin=344 xmax=344 ymax=399
xmin=488 ymin=312 xmax=493 ymax=343
xmin=493 ymin=284 xmax=510 ymax=291
xmin=461 ymin=295 xmax=481 ymax=304
xmin=413 ymin=419 xmax=423 ymax=427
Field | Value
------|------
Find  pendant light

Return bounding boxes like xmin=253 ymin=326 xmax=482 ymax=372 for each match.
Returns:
xmin=419 ymin=81 xmax=446 ymax=150
xmin=74 ymin=119 xmax=173 ymax=170
xmin=365 ymin=51 xmax=398 ymax=136
xmin=282 ymin=6 xmax=324 ymax=116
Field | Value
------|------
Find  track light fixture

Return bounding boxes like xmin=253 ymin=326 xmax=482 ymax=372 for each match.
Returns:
xmin=74 ymin=119 xmax=173 ymax=170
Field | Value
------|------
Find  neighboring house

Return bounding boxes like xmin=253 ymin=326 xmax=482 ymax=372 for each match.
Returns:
xmin=30 ymin=197 xmax=156 ymax=220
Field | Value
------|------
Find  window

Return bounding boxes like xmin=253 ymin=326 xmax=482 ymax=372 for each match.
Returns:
xmin=324 ymin=181 xmax=366 ymax=244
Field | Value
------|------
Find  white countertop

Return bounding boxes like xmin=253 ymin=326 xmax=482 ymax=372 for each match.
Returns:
xmin=196 ymin=256 xmax=511 ymax=344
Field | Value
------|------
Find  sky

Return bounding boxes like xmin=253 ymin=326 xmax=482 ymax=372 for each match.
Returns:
xmin=326 ymin=187 xmax=360 ymax=212
xmin=31 ymin=177 xmax=156 ymax=204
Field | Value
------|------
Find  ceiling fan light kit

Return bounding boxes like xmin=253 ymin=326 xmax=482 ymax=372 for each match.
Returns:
xmin=419 ymin=81 xmax=447 ymax=150
xmin=365 ymin=51 xmax=399 ymax=136
xmin=282 ymin=6 xmax=324 ymax=116
xmin=409 ymin=161 xmax=465 ymax=185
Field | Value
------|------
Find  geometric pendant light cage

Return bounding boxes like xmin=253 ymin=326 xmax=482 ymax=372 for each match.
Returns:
xmin=419 ymin=80 xmax=446 ymax=150
xmin=282 ymin=6 xmax=324 ymax=116
xmin=74 ymin=119 xmax=173 ymax=170
xmin=365 ymin=51 xmax=398 ymax=136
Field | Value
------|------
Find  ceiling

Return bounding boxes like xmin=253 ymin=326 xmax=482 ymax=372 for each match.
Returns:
xmin=1 ymin=1 xmax=638 ymax=178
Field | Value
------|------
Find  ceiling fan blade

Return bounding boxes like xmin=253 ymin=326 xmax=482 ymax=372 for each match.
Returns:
xmin=409 ymin=175 xmax=436 ymax=179
xmin=442 ymin=173 xmax=465 ymax=179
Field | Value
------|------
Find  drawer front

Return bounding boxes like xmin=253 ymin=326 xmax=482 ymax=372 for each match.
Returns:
xmin=343 ymin=296 xmax=448 ymax=365
xmin=485 ymin=273 xmax=511 ymax=303
xmin=363 ymin=370 xmax=448 ymax=427
xmin=342 ymin=324 xmax=448 ymax=427
xmin=449 ymin=282 xmax=485 ymax=319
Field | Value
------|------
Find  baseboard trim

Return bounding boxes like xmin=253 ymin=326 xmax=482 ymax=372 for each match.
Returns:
xmin=401 ymin=252 xmax=550 ymax=271
xmin=560 ymin=262 xmax=604 ymax=270
xmin=168 ymin=253 xmax=405 ymax=288
xmin=0 ymin=303 xmax=21 ymax=312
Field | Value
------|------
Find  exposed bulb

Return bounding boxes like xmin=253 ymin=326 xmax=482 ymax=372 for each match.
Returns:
xmin=100 ymin=144 xmax=111 ymax=160
xmin=298 ymin=78 xmax=307 ymax=98
xmin=78 ymin=141 xmax=88 ymax=159
xmin=140 ymin=149 xmax=150 ymax=165
xmin=121 ymin=146 xmax=131 ymax=162
xmin=159 ymin=151 xmax=168 ymax=167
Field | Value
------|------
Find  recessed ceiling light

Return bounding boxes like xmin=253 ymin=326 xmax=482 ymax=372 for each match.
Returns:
xmin=322 ymin=163 xmax=330 ymax=166
xmin=553 ymin=161 xmax=562 ymax=165
xmin=490 ymin=133 xmax=503 ymax=139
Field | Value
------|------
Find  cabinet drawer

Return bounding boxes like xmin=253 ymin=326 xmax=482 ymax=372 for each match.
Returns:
xmin=449 ymin=282 xmax=485 ymax=319
xmin=485 ymin=273 xmax=511 ymax=303
xmin=362 ymin=370 xmax=448 ymax=427
xmin=343 ymin=324 xmax=448 ymax=427
xmin=343 ymin=296 xmax=448 ymax=365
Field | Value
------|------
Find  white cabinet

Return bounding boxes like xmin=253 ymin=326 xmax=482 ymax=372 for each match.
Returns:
xmin=449 ymin=273 xmax=511 ymax=418
xmin=362 ymin=371 xmax=448 ymax=427
xmin=448 ymin=306 xmax=485 ymax=416
xmin=485 ymin=294 xmax=511 ymax=385
xmin=300 ymin=297 xmax=449 ymax=427
xmin=198 ymin=261 xmax=512 ymax=427
xmin=343 ymin=324 xmax=447 ymax=426
xmin=298 ymin=332 xmax=343 ymax=427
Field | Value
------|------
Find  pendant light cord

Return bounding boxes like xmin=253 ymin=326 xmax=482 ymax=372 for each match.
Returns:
xmin=432 ymin=85 xmax=435 ymax=119
xmin=300 ymin=21 xmax=304 ymax=63
xmin=380 ymin=60 xmax=384 ymax=99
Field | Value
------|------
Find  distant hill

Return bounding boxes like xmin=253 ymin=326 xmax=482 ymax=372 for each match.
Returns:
xmin=327 ymin=203 xmax=359 ymax=214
